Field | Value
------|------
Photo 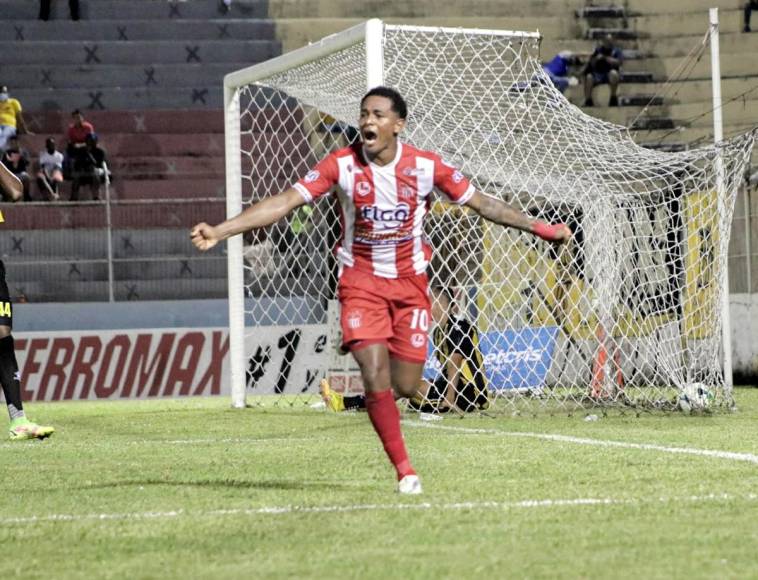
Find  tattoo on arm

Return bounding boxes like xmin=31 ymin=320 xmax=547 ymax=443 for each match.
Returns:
xmin=476 ymin=193 xmax=533 ymax=232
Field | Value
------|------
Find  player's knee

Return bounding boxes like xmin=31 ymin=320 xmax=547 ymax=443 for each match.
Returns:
xmin=393 ymin=380 xmax=417 ymax=399
xmin=0 ymin=325 xmax=12 ymax=339
xmin=357 ymin=362 xmax=390 ymax=391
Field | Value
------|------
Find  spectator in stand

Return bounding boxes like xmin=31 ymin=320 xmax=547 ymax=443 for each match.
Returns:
xmin=71 ymin=133 xmax=108 ymax=201
xmin=0 ymin=86 xmax=32 ymax=152
xmin=218 ymin=0 xmax=232 ymax=13
xmin=36 ymin=137 xmax=64 ymax=201
xmin=583 ymin=35 xmax=623 ymax=107
xmin=65 ymin=109 xmax=94 ymax=178
xmin=542 ymin=51 xmax=582 ymax=94
xmin=744 ymin=0 xmax=758 ymax=32
xmin=1 ymin=136 xmax=32 ymax=201
xmin=39 ymin=0 xmax=80 ymax=21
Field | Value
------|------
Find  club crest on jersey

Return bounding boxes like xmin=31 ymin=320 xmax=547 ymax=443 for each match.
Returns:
xmin=346 ymin=311 xmax=362 ymax=329
xmin=355 ymin=180 xmax=371 ymax=196
xmin=304 ymin=170 xmax=320 ymax=183
xmin=400 ymin=186 xmax=414 ymax=200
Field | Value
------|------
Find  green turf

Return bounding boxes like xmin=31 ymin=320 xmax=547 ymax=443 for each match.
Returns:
xmin=3 ymin=387 xmax=758 ymax=579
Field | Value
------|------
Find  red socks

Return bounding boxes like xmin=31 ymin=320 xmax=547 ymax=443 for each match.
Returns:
xmin=365 ymin=389 xmax=415 ymax=480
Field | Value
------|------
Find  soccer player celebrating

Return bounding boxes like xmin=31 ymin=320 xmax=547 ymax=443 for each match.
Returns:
xmin=191 ymin=87 xmax=570 ymax=493
xmin=0 ymin=163 xmax=54 ymax=440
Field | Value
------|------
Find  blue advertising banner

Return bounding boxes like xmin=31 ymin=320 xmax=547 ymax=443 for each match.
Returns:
xmin=422 ymin=326 xmax=559 ymax=390
xmin=479 ymin=326 xmax=559 ymax=389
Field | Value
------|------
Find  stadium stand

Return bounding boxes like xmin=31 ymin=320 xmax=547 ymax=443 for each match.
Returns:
xmin=0 ymin=0 xmax=754 ymax=301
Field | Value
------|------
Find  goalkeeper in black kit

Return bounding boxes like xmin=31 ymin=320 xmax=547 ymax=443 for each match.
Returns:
xmin=0 ymin=163 xmax=54 ymax=440
xmin=320 ymin=285 xmax=489 ymax=414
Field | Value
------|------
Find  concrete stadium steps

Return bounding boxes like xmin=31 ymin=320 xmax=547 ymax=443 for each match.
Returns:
xmin=22 ymin=133 xmax=226 ymax=159
xmin=638 ymin=123 xmax=757 ymax=147
xmin=13 ymin=87 xmax=225 ymax=112
xmin=111 ymin=155 xmax=297 ymax=180
xmin=622 ymin=54 xmax=756 ymax=80
xmin=0 ymin=228 xmax=226 ymax=259
xmin=0 ymin=40 xmax=279 ymax=66
xmin=114 ymin=179 xmax=225 ymax=200
xmin=1 ymin=19 xmax=275 ymax=42
xmin=584 ymin=99 xmax=758 ymax=129
xmin=5 ymin=278 xmax=228 ymax=302
xmin=567 ymin=77 xmax=758 ymax=106
xmin=627 ymin=9 xmax=743 ymax=37
xmin=0 ymin=0 xmax=267 ymax=20
xmin=275 ymin=17 xmax=580 ymax=53
xmin=640 ymin=32 xmax=758 ymax=58
xmin=267 ymin=0 xmax=584 ymax=19
xmin=5 ymin=256 xmax=227 ymax=284
xmin=2 ymin=202 xmax=226 ymax=230
xmin=626 ymin=0 xmax=736 ymax=15
xmin=6 ymin=64 xmax=249 ymax=91
xmin=25 ymin=109 xmax=224 ymax=135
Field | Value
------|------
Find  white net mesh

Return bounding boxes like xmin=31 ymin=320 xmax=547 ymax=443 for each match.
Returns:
xmin=231 ymin=24 xmax=756 ymax=413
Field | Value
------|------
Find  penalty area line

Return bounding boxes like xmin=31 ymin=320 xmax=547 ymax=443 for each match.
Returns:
xmin=404 ymin=421 xmax=758 ymax=465
xmin=2 ymin=493 xmax=756 ymax=526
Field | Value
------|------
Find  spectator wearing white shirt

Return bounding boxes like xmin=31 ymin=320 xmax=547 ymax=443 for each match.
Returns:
xmin=36 ymin=137 xmax=64 ymax=200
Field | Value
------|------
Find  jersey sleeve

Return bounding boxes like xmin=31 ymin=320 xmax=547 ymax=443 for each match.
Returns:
xmin=433 ymin=156 xmax=475 ymax=205
xmin=293 ymin=153 xmax=340 ymax=204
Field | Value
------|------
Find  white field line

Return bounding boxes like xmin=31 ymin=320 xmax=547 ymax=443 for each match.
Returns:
xmin=404 ymin=421 xmax=758 ymax=465
xmin=2 ymin=493 xmax=756 ymax=526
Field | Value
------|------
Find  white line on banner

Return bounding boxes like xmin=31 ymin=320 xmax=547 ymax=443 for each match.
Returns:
xmin=2 ymin=493 xmax=756 ymax=526
xmin=403 ymin=421 xmax=758 ymax=464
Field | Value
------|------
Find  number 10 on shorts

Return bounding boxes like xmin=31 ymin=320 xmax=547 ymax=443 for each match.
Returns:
xmin=410 ymin=308 xmax=429 ymax=331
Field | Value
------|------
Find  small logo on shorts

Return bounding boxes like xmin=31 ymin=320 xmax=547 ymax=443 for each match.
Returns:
xmin=347 ymin=311 xmax=362 ymax=329
xmin=411 ymin=333 xmax=425 ymax=348
xmin=304 ymin=170 xmax=320 ymax=183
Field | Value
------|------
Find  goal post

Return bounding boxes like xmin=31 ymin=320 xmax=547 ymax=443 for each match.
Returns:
xmin=223 ymin=19 xmax=756 ymax=413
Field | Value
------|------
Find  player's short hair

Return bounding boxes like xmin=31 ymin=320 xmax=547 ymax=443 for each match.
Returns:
xmin=431 ymin=285 xmax=454 ymax=305
xmin=361 ymin=86 xmax=408 ymax=119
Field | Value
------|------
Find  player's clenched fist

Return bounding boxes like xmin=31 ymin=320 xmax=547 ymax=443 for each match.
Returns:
xmin=190 ymin=222 xmax=220 ymax=251
xmin=532 ymin=222 xmax=572 ymax=244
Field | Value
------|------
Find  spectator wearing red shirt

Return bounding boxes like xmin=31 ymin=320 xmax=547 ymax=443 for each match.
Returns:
xmin=65 ymin=109 xmax=94 ymax=178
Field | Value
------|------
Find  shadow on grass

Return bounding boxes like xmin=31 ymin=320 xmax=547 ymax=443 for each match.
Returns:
xmin=84 ymin=478 xmax=354 ymax=491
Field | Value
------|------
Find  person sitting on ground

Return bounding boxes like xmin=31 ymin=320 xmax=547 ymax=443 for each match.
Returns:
xmin=1 ymin=136 xmax=32 ymax=201
xmin=320 ymin=285 xmax=490 ymax=414
xmin=0 ymin=86 xmax=32 ymax=152
xmin=71 ymin=132 xmax=108 ymax=201
xmin=36 ymin=137 xmax=64 ymax=201
xmin=583 ymin=35 xmax=623 ymax=107
xmin=65 ymin=109 xmax=94 ymax=178
xmin=543 ymin=51 xmax=582 ymax=94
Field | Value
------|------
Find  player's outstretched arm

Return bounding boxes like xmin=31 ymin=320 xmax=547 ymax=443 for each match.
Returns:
xmin=0 ymin=162 xmax=23 ymax=201
xmin=190 ymin=187 xmax=306 ymax=252
xmin=464 ymin=190 xmax=571 ymax=244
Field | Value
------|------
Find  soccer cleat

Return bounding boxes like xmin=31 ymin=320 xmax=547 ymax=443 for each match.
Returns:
xmin=9 ymin=418 xmax=55 ymax=441
xmin=319 ymin=378 xmax=345 ymax=412
xmin=397 ymin=474 xmax=422 ymax=495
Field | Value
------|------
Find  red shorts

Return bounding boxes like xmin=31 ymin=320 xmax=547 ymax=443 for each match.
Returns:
xmin=338 ymin=266 xmax=431 ymax=364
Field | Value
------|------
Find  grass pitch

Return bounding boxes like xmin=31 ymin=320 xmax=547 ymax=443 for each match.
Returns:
xmin=3 ymin=388 xmax=758 ymax=580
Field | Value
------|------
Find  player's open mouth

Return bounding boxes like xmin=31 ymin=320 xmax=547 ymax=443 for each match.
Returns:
xmin=362 ymin=130 xmax=378 ymax=145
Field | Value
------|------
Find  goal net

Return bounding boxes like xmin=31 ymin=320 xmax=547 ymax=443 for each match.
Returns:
xmin=223 ymin=20 xmax=755 ymax=414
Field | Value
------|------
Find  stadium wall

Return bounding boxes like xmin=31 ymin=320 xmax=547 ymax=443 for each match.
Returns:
xmin=6 ymin=295 xmax=755 ymax=404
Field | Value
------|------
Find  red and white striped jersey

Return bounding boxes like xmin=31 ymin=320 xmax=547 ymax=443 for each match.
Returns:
xmin=293 ymin=142 xmax=474 ymax=279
